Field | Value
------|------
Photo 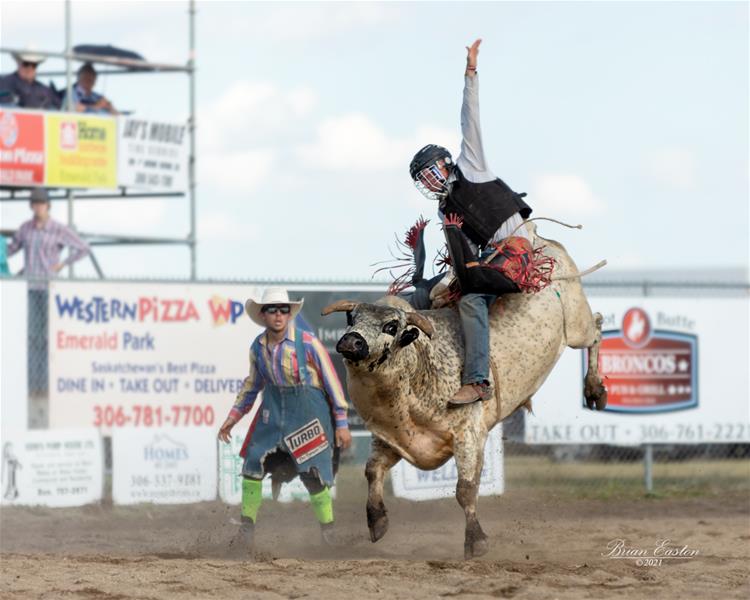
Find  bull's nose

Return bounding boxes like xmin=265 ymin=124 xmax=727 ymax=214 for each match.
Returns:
xmin=336 ymin=332 xmax=369 ymax=361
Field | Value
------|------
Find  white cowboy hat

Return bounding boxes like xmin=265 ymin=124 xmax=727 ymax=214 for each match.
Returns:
xmin=12 ymin=50 xmax=46 ymax=65
xmin=244 ymin=287 xmax=304 ymax=327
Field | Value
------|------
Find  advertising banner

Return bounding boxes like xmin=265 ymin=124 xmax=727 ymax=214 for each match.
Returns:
xmin=118 ymin=118 xmax=188 ymax=191
xmin=0 ymin=429 xmax=103 ymax=507
xmin=526 ymin=299 xmax=750 ymax=445
xmin=391 ymin=425 xmax=504 ymax=501
xmin=48 ymin=282 xmax=386 ymax=432
xmin=0 ymin=109 xmax=45 ymax=185
xmin=45 ymin=113 xmax=117 ymax=188
xmin=48 ymin=281 xmax=262 ymax=431
xmin=112 ymin=427 xmax=217 ymax=505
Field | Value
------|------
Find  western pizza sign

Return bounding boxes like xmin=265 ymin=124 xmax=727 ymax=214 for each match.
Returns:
xmin=594 ymin=307 xmax=698 ymax=413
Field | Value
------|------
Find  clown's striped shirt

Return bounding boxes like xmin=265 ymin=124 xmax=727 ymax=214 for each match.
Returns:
xmin=229 ymin=327 xmax=348 ymax=429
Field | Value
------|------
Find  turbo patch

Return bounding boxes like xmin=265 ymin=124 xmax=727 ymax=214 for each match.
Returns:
xmin=283 ymin=418 xmax=329 ymax=464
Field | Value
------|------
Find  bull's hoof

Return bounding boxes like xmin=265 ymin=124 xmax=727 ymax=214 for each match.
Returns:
xmin=367 ymin=503 xmax=389 ymax=543
xmin=369 ymin=515 xmax=389 ymax=543
xmin=584 ymin=381 xmax=607 ymax=411
xmin=464 ymin=522 xmax=489 ymax=560
xmin=464 ymin=533 xmax=489 ymax=560
xmin=595 ymin=388 xmax=608 ymax=411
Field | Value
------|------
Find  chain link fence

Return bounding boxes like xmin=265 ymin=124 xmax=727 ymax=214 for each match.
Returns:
xmin=11 ymin=274 xmax=750 ymax=499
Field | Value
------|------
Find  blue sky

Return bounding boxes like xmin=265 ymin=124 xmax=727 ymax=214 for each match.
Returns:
xmin=1 ymin=1 xmax=748 ymax=281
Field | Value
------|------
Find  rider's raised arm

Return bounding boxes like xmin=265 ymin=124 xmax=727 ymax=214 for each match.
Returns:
xmin=457 ymin=39 xmax=495 ymax=182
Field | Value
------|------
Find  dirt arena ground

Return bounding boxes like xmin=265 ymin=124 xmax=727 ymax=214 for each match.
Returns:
xmin=1 ymin=474 xmax=748 ymax=600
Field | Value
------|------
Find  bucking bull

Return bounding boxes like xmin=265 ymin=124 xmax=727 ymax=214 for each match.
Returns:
xmin=321 ymin=224 xmax=608 ymax=559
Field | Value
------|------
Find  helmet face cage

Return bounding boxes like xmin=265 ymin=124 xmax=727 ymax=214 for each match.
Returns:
xmin=414 ymin=161 xmax=450 ymax=201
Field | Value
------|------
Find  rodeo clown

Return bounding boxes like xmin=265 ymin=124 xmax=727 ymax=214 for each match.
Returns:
xmin=218 ymin=287 xmax=352 ymax=549
xmin=408 ymin=39 xmax=552 ymax=407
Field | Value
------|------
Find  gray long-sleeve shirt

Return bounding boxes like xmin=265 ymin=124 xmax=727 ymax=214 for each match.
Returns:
xmin=443 ymin=75 xmax=529 ymax=245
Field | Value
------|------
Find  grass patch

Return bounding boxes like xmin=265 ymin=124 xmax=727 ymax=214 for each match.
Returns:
xmin=338 ymin=455 xmax=749 ymax=502
xmin=504 ymin=456 xmax=750 ymax=500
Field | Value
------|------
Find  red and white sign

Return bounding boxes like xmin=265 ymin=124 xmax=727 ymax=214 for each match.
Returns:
xmin=0 ymin=109 xmax=45 ymax=185
xmin=284 ymin=418 xmax=329 ymax=464
xmin=596 ymin=307 xmax=697 ymax=413
xmin=622 ymin=307 xmax=651 ymax=347
xmin=526 ymin=298 xmax=749 ymax=445
xmin=59 ymin=120 xmax=78 ymax=151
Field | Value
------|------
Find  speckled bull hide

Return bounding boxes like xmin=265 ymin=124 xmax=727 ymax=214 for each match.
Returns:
xmin=322 ymin=225 xmax=608 ymax=559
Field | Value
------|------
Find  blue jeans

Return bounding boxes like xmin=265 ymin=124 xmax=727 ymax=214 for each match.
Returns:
xmin=458 ymin=293 xmax=496 ymax=385
xmin=242 ymin=384 xmax=335 ymax=487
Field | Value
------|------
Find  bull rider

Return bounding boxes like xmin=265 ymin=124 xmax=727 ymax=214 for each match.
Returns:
xmin=408 ymin=39 xmax=552 ymax=407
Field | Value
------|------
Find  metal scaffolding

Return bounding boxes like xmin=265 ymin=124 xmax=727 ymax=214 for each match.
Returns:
xmin=0 ymin=0 xmax=198 ymax=279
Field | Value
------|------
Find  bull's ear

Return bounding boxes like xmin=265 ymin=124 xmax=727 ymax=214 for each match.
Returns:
xmin=399 ymin=327 xmax=420 ymax=348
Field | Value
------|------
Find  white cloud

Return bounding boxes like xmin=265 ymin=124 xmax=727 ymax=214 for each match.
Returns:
xmin=296 ymin=113 xmax=458 ymax=171
xmin=199 ymin=81 xmax=318 ymax=152
xmin=296 ymin=113 xmax=405 ymax=170
xmin=644 ymin=148 xmax=697 ymax=191
xmin=530 ymin=173 xmax=604 ymax=218
xmin=199 ymin=149 xmax=276 ymax=194
xmin=221 ymin=3 xmax=401 ymax=42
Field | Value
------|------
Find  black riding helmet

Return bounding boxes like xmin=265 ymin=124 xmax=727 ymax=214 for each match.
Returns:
xmin=409 ymin=144 xmax=453 ymax=180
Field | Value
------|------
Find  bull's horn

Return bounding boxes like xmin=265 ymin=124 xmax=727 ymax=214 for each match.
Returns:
xmin=405 ymin=312 xmax=435 ymax=338
xmin=321 ymin=300 xmax=359 ymax=316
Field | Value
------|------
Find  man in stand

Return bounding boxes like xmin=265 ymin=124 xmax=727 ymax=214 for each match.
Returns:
xmin=6 ymin=188 xmax=90 ymax=397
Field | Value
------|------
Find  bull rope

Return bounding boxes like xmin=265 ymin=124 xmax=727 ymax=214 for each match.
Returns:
xmin=551 ymin=259 xmax=608 ymax=281
xmin=514 ymin=217 xmax=607 ymax=282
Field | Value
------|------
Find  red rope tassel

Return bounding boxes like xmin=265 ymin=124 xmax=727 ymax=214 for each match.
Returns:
xmin=488 ymin=237 xmax=555 ymax=294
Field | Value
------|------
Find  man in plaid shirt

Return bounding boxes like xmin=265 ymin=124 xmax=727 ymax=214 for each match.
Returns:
xmin=7 ymin=188 xmax=90 ymax=395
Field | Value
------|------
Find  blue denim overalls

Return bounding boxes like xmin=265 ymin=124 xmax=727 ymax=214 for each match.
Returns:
xmin=240 ymin=328 xmax=336 ymax=486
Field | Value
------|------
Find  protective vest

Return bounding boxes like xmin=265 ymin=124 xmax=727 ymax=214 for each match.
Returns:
xmin=440 ymin=168 xmax=532 ymax=248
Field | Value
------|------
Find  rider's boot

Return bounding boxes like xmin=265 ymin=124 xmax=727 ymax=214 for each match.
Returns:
xmin=449 ymin=382 xmax=492 ymax=406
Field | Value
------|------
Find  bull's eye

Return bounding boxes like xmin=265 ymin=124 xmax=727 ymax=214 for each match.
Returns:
xmin=382 ymin=320 xmax=398 ymax=336
xmin=346 ymin=312 xmax=353 ymax=326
